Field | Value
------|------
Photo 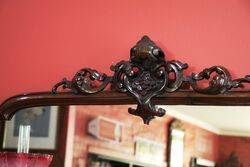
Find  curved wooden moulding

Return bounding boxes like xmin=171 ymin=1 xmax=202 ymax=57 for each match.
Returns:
xmin=1 ymin=91 xmax=250 ymax=121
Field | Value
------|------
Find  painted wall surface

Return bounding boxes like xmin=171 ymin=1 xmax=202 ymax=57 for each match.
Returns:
xmin=1 ymin=0 xmax=250 ymax=102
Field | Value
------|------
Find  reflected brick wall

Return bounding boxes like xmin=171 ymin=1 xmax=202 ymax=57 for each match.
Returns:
xmin=73 ymin=105 xmax=172 ymax=167
xmin=72 ymin=105 xmax=250 ymax=167
xmin=72 ymin=105 xmax=221 ymax=167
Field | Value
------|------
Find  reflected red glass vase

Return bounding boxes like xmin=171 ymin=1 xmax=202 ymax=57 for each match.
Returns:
xmin=0 ymin=152 xmax=53 ymax=167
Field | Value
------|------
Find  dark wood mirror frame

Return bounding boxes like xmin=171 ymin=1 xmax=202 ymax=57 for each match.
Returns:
xmin=2 ymin=90 xmax=250 ymax=120
xmin=1 ymin=36 xmax=250 ymax=124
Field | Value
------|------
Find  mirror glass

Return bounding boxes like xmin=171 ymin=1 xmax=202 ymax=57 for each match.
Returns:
xmin=1 ymin=104 xmax=250 ymax=167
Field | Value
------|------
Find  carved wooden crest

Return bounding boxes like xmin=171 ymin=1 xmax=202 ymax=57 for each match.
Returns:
xmin=52 ymin=36 xmax=250 ymax=124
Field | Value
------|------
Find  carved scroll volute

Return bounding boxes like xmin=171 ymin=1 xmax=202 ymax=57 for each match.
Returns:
xmin=52 ymin=68 xmax=111 ymax=94
xmin=187 ymin=66 xmax=250 ymax=95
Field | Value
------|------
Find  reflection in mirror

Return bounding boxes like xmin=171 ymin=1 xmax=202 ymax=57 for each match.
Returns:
xmin=168 ymin=120 xmax=185 ymax=167
xmin=17 ymin=125 xmax=30 ymax=153
xmin=74 ymin=105 xmax=168 ymax=167
xmin=3 ymin=106 xmax=59 ymax=150
xmin=0 ymin=106 xmax=63 ymax=167
xmin=163 ymin=105 xmax=250 ymax=167
xmin=0 ymin=105 xmax=250 ymax=167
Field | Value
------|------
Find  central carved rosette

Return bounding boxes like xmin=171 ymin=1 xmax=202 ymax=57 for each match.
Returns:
xmin=124 ymin=68 xmax=167 ymax=124
xmin=130 ymin=71 xmax=164 ymax=96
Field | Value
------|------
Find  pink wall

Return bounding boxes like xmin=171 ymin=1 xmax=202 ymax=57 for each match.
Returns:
xmin=1 ymin=0 xmax=250 ymax=103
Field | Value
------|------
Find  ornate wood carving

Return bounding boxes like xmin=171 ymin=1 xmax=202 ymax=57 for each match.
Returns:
xmin=186 ymin=66 xmax=250 ymax=95
xmin=110 ymin=36 xmax=188 ymax=124
xmin=52 ymin=68 xmax=111 ymax=94
xmin=51 ymin=36 xmax=250 ymax=124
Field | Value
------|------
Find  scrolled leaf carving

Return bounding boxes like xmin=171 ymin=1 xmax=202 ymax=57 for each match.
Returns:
xmin=110 ymin=60 xmax=131 ymax=93
xmin=187 ymin=66 xmax=250 ymax=94
xmin=228 ymin=75 xmax=250 ymax=89
xmin=52 ymin=68 xmax=111 ymax=94
xmin=165 ymin=60 xmax=188 ymax=93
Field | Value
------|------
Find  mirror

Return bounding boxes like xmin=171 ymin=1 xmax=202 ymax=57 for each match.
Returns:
xmin=1 ymin=104 xmax=249 ymax=167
